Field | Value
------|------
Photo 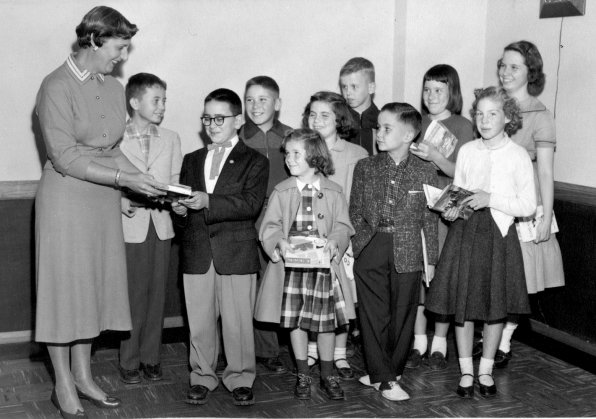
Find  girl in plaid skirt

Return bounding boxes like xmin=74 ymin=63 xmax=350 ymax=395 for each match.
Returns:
xmin=258 ymin=128 xmax=354 ymax=400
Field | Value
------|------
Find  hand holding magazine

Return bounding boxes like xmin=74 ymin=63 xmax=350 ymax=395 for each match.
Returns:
xmin=410 ymin=119 xmax=459 ymax=158
xmin=423 ymin=183 xmax=474 ymax=220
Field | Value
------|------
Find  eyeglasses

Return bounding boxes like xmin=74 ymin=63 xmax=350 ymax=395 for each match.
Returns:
xmin=201 ymin=115 xmax=238 ymax=126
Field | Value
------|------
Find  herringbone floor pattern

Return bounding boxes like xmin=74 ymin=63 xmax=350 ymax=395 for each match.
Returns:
xmin=1 ymin=332 xmax=595 ymax=418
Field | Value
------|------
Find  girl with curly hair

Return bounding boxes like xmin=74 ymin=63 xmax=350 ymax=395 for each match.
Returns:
xmin=426 ymin=86 xmax=536 ymax=398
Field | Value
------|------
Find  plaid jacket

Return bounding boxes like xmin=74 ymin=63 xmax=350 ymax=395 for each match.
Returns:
xmin=349 ymin=152 xmax=439 ymax=273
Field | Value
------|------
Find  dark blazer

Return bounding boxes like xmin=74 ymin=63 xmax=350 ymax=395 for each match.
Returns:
xmin=175 ymin=140 xmax=269 ymax=275
xmin=349 ymin=152 xmax=439 ymax=273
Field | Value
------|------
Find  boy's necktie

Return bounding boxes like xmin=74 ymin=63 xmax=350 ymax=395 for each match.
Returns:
xmin=207 ymin=140 xmax=233 ymax=179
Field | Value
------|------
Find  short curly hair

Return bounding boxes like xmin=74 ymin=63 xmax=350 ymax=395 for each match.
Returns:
xmin=471 ymin=86 xmax=522 ymax=137
xmin=301 ymin=91 xmax=356 ymax=140
xmin=281 ymin=128 xmax=335 ymax=177
xmin=76 ymin=6 xmax=138 ymax=48
xmin=498 ymin=40 xmax=545 ymax=97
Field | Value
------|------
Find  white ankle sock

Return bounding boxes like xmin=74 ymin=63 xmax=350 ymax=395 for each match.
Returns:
xmin=498 ymin=322 xmax=518 ymax=353
xmin=458 ymin=357 xmax=474 ymax=386
xmin=430 ymin=336 xmax=447 ymax=355
xmin=479 ymin=357 xmax=495 ymax=385
xmin=307 ymin=341 xmax=318 ymax=366
xmin=334 ymin=346 xmax=346 ymax=361
xmin=413 ymin=334 xmax=428 ymax=353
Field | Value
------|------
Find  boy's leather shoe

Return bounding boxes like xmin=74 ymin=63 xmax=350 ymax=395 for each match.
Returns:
xmin=119 ymin=366 xmax=141 ymax=384
xmin=140 ymin=363 xmax=163 ymax=381
xmin=257 ymin=356 xmax=287 ymax=373
xmin=187 ymin=385 xmax=209 ymax=405
xmin=232 ymin=387 xmax=255 ymax=406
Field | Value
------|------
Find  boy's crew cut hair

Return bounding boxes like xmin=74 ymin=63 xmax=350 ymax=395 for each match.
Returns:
xmin=125 ymin=73 xmax=167 ymax=116
xmin=301 ymin=91 xmax=356 ymax=140
xmin=499 ymin=40 xmax=545 ymax=97
xmin=245 ymin=76 xmax=280 ymax=97
xmin=380 ymin=102 xmax=422 ymax=136
xmin=282 ymin=128 xmax=335 ymax=177
xmin=339 ymin=57 xmax=375 ymax=82
xmin=471 ymin=86 xmax=522 ymax=136
xmin=421 ymin=64 xmax=464 ymax=115
xmin=76 ymin=6 xmax=138 ymax=48
xmin=204 ymin=88 xmax=242 ymax=115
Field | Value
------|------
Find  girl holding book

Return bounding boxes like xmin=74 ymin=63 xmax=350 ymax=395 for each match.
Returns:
xmin=425 ymin=86 xmax=536 ymax=398
xmin=302 ymin=91 xmax=367 ymax=379
xmin=408 ymin=65 xmax=474 ymax=370
xmin=256 ymin=128 xmax=354 ymax=400
xmin=493 ymin=40 xmax=565 ymax=368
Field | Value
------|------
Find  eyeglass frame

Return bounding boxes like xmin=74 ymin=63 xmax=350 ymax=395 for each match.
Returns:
xmin=201 ymin=114 xmax=239 ymax=126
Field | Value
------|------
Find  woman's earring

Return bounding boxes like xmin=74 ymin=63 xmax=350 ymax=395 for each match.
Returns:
xmin=93 ymin=46 xmax=99 ymax=51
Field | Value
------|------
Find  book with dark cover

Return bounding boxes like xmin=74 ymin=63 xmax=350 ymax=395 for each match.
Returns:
xmin=157 ymin=183 xmax=192 ymax=203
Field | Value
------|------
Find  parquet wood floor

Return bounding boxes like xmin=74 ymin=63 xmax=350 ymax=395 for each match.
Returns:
xmin=1 ymin=331 xmax=595 ymax=418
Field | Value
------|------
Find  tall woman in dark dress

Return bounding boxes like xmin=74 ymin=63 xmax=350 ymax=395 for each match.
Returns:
xmin=35 ymin=6 xmax=164 ymax=418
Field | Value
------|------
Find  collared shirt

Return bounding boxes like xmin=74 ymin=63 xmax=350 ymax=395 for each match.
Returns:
xmin=124 ymin=122 xmax=160 ymax=164
xmin=66 ymin=54 xmax=105 ymax=83
xmin=455 ymin=136 xmax=536 ymax=237
xmin=293 ymin=178 xmax=321 ymax=234
xmin=239 ymin=118 xmax=292 ymax=196
xmin=204 ymin=135 xmax=239 ymax=193
xmin=348 ymin=102 xmax=379 ymax=155
xmin=379 ymin=153 xmax=410 ymax=226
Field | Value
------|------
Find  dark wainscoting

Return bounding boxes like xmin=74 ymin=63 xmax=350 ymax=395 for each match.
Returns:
xmin=1 ymin=180 xmax=595 ymax=352
xmin=0 ymin=181 xmax=185 ymax=339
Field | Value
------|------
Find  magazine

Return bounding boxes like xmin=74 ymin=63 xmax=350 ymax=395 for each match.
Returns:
xmin=284 ymin=236 xmax=331 ymax=269
xmin=410 ymin=119 xmax=458 ymax=158
xmin=515 ymin=205 xmax=559 ymax=242
xmin=423 ymin=183 xmax=474 ymax=220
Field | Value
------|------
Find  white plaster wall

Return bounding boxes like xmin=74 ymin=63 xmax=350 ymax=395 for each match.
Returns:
xmin=0 ymin=0 xmax=394 ymax=181
xmin=483 ymin=0 xmax=596 ymax=187
xmin=395 ymin=0 xmax=488 ymax=120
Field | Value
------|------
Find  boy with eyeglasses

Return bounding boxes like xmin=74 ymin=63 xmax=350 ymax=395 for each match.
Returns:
xmin=172 ymin=88 xmax=269 ymax=407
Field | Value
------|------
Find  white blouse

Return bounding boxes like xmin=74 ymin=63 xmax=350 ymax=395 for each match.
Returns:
xmin=454 ymin=136 xmax=536 ymax=237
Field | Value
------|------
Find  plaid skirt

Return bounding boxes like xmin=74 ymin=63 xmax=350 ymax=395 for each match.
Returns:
xmin=280 ymin=267 xmax=348 ymax=333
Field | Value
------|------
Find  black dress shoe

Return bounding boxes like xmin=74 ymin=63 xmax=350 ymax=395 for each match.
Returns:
xmin=257 ymin=356 xmax=287 ymax=373
xmin=320 ymin=376 xmax=344 ymax=400
xmin=334 ymin=359 xmax=355 ymax=380
xmin=494 ymin=349 xmax=512 ymax=369
xmin=76 ymin=388 xmax=121 ymax=409
xmin=456 ymin=373 xmax=474 ymax=399
xmin=140 ymin=363 xmax=163 ymax=381
xmin=405 ymin=349 xmax=424 ymax=369
xmin=187 ymin=384 xmax=209 ymax=405
xmin=478 ymin=374 xmax=497 ymax=397
xmin=119 ymin=366 xmax=141 ymax=384
xmin=294 ymin=373 xmax=312 ymax=400
xmin=427 ymin=351 xmax=447 ymax=371
xmin=51 ymin=389 xmax=87 ymax=418
xmin=472 ymin=341 xmax=483 ymax=359
xmin=232 ymin=386 xmax=255 ymax=406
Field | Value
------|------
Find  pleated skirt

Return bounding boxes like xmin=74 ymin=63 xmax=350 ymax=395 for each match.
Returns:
xmin=426 ymin=209 xmax=530 ymax=325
